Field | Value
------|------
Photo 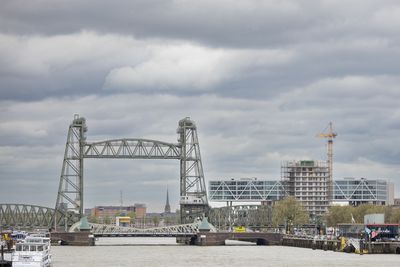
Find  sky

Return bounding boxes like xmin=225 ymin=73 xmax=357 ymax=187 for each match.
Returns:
xmin=1 ymin=0 xmax=400 ymax=212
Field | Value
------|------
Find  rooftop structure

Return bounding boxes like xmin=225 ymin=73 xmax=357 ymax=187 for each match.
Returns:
xmin=281 ymin=160 xmax=329 ymax=215
xmin=208 ymin=178 xmax=286 ymax=202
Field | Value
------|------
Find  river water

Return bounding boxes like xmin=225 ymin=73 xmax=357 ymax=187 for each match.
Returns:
xmin=51 ymin=237 xmax=399 ymax=266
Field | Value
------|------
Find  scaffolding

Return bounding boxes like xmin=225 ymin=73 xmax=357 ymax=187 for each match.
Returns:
xmin=281 ymin=160 xmax=329 ymax=215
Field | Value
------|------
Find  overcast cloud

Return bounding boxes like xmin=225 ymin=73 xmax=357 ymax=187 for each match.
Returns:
xmin=1 ymin=0 xmax=399 ymax=212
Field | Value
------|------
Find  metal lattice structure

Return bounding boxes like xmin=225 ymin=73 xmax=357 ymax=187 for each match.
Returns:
xmin=79 ymin=221 xmax=202 ymax=236
xmin=0 ymin=204 xmax=78 ymax=229
xmin=55 ymin=116 xmax=87 ymax=226
xmin=84 ymin=139 xmax=181 ymax=159
xmin=208 ymin=205 xmax=273 ymax=230
xmin=178 ymin=118 xmax=209 ymax=223
xmin=55 ymin=115 xmax=209 ymax=227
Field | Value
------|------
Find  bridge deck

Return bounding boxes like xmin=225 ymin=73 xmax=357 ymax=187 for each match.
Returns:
xmin=94 ymin=232 xmax=195 ymax=238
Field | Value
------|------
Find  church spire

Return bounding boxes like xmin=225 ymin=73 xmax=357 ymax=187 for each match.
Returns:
xmin=164 ymin=186 xmax=171 ymax=214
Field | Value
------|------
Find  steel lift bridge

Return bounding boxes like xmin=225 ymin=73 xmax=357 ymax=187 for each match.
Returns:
xmin=0 ymin=115 xmax=209 ymax=232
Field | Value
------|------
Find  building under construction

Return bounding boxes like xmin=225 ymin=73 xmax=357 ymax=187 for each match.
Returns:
xmin=281 ymin=160 xmax=330 ymax=215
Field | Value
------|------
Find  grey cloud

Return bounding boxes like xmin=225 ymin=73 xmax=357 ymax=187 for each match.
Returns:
xmin=1 ymin=91 xmax=400 ymax=209
xmin=1 ymin=1 xmax=400 ymax=210
xmin=1 ymin=1 xmax=399 ymax=48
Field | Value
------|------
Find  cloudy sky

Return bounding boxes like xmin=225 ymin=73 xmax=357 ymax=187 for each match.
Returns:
xmin=1 ymin=0 xmax=400 ymax=212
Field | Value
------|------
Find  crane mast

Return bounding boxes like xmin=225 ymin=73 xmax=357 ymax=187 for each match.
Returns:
xmin=316 ymin=122 xmax=337 ymax=204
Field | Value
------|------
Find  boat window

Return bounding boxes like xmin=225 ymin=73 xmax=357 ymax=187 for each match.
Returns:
xmin=23 ymin=245 xmax=29 ymax=251
xmin=30 ymin=245 xmax=37 ymax=251
xmin=38 ymin=245 xmax=44 ymax=251
xmin=16 ymin=244 xmax=22 ymax=251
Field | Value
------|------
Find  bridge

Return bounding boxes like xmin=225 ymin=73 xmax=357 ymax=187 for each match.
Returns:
xmin=1 ymin=115 xmax=208 ymax=230
xmin=0 ymin=204 xmax=76 ymax=230
xmin=86 ymin=221 xmax=207 ymax=237
xmin=0 ymin=116 xmax=273 ymax=232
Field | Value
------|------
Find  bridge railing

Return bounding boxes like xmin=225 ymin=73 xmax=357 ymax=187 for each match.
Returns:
xmin=87 ymin=222 xmax=200 ymax=235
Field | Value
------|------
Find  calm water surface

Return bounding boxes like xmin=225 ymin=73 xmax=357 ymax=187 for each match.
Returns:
xmin=51 ymin=237 xmax=399 ymax=267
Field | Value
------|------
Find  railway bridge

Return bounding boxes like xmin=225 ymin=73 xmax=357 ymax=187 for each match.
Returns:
xmin=0 ymin=116 xmax=273 ymax=232
xmin=1 ymin=115 xmax=208 ymax=230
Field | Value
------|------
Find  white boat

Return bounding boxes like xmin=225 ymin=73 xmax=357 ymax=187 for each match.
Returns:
xmin=12 ymin=236 xmax=51 ymax=267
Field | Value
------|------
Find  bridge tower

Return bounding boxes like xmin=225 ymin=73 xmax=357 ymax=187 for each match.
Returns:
xmin=54 ymin=115 xmax=87 ymax=227
xmin=54 ymin=115 xmax=209 ymax=227
xmin=177 ymin=117 xmax=209 ymax=223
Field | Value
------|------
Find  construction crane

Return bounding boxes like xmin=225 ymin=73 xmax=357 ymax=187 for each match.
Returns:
xmin=316 ymin=122 xmax=337 ymax=204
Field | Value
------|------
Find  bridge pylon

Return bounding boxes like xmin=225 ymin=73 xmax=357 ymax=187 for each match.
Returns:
xmin=55 ymin=115 xmax=87 ymax=227
xmin=178 ymin=118 xmax=209 ymax=223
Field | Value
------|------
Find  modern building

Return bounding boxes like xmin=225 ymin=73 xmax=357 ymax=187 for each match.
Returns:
xmin=208 ymin=174 xmax=394 ymax=216
xmin=281 ymin=160 xmax=330 ymax=215
xmin=208 ymin=178 xmax=286 ymax=203
xmin=333 ymin=178 xmax=394 ymax=206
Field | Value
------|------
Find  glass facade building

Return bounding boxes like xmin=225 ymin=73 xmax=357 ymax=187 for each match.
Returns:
xmin=208 ymin=178 xmax=286 ymax=202
xmin=333 ymin=178 xmax=391 ymax=206
xmin=208 ymin=176 xmax=394 ymax=214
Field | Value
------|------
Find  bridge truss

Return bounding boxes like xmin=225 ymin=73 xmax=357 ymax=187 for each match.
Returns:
xmin=55 ymin=115 xmax=209 ymax=227
xmin=208 ymin=205 xmax=273 ymax=230
xmin=0 ymin=204 xmax=78 ymax=230
xmin=80 ymin=222 xmax=201 ymax=237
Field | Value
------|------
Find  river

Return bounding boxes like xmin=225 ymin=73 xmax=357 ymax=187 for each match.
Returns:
xmin=51 ymin=237 xmax=399 ymax=266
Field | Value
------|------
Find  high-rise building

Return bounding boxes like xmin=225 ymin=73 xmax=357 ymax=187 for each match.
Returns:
xmin=164 ymin=187 xmax=171 ymax=214
xmin=281 ymin=160 xmax=329 ymax=215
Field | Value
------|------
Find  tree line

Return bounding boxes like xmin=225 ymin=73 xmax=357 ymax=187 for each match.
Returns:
xmin=271 ymin=197 xmax=400 ymax=229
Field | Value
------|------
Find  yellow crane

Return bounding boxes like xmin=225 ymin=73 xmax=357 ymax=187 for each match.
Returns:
xmin=316 ymin=122 xmax=337 ymax=203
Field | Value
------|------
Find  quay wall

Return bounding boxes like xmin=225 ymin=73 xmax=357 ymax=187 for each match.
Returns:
xmin=50 ymin=232 xmax=95 ymax=246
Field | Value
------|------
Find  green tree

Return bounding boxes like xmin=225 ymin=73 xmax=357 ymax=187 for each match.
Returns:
xmin=104 ymin=216 xmax=112 ymax=224
xmin=88 ymin=215 xmax=98 ymax=223
xmin=164 ymin=216 xmax=173 ymax=226
xmin=325 ymin=205 xmax=353 ymax=226
xmin=325 ymin=204 xmax=400 ymax=227
xmin=272 ymin=197 xmax=309 ymax=232
xmin=127 ymin=211 xmax=136 ymax=226
xmin=152 ymin=215 xmax=160 ymax=227
xmin=388 ymin=207 xmax=400 ymax=223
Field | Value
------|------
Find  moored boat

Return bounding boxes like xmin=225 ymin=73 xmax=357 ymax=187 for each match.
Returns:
xmin=12 ymin=236 xmax=51 ymax=267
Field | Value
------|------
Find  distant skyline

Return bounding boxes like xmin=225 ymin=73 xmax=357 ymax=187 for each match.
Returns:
xmin=1 ymin=0 xmax=400 ymax=212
